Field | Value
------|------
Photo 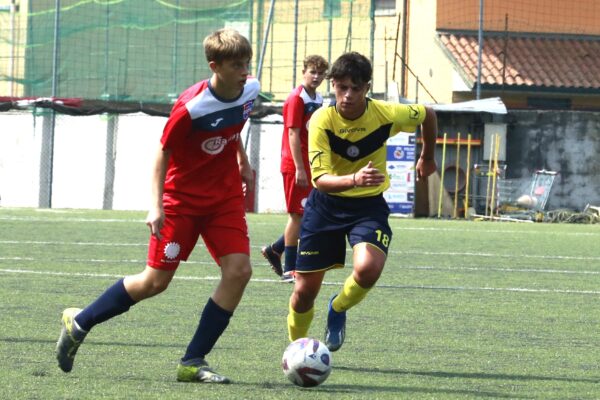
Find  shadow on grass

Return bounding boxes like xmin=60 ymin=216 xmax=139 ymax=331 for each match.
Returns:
xmin=336 ymin=365 xmax=600 ymax=384
xmin=254 ymin=381 xmax=523 ymax=398
xmin=1 ymin=337 xmax=183 ymax=349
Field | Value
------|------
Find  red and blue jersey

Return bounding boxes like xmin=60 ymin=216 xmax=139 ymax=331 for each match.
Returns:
xmin=280 ymin=85 xmax=323 ymax=174
xmin=161 ymin=78 xmax=260 ymax=214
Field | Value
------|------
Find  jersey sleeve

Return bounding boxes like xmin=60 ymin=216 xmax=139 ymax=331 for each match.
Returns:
xmin=307 ymin=108 xmax=332 ymax=184
xmin=390 ymin=104 xmax=427 ymax=136
xmin=161 ymin=103 xmax=192 ymax=150
xmin=284 ymin=94 xmax=305 ymax=129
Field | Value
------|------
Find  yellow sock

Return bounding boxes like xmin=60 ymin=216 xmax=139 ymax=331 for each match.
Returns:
xmin=332 ymin=275 xmax=371 ymax=312
xmin=287 ymin=300 xmax=314 ymax=341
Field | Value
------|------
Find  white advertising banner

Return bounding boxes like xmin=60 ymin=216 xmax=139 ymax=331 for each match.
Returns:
xmin=384 ymin=133 xmax=416 ymax=214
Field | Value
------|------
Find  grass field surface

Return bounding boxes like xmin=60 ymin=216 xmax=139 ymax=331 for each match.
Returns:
xmin=1 ymin=207 xmax=598 ymax=399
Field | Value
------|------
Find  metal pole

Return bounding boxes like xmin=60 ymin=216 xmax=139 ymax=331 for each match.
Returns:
xmin=292 ymin=0 xmax=298 ymax=88
xmin=171 ymin=0 xmax=180 ymax=99
xmin=369 ymin=0 xmax=375 ymax=95
xmin=103 ymin=1 xmax=109 ymax=97
xmin=392 ymin=12 xmax=401 ymax=82
xmin=476 ymin=0 xmax=484 ymax=99
xmin=453 ymin=133 xmax=461 ymax=218
xmin=44 ymin=0 xmax=61 ymax=208
xmin=464 ymin=134 xmax=472 ymax=217
xmin=51 ymin=0 xmax=60 ymax=98
xmin=400 ymin=0 xmax=408 ymax=97
xmin=437 ymin=133 xmax=448 ymax=218
xmin=345 ymin=0 xmax=353 ymax=52
xmin=326 ymin=0 xmax=332 ymax=93
xmin=9 ymin=0 xmax=16 ymax=96
xmin=256 ymin=0 xmax=275 ymax=83
xmin=103 ymin=116 xmax=117 ymax=210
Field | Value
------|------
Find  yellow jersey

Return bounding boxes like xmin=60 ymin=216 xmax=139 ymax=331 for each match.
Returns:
xmin=308 ymin=99 xmax=426 ymax=197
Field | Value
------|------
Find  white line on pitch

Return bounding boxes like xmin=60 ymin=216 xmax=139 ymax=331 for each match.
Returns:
xmin=1 ymin=256 xmax=598 ymax=275
xmin=1 ymin=215 xmax=598 ymax=237
xmin=1 ymin=268 xmax=599 ymax=295
xmin=1 ymin=240 xmax=598 ymax=262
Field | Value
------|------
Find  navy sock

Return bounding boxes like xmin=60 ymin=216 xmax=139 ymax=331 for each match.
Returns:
xmin=272 ymin=235 xmax=285 ymax=254
xmin=283 ymin=245 xmax=297 ymax=273
xmin=182 ymin=298 xmax=233 ymax=361
xmin=75 ymin=278 xmax=136 ymax=332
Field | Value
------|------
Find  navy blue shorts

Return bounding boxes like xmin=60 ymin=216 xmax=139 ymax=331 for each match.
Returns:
xmin=296 ymin=190 xmax=392 ymax=272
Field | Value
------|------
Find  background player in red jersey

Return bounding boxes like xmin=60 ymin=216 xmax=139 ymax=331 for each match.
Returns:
xmin=261 ymin=55 xmax=329 ymax=282
xmin=56 ymin=29 xmax=259 ymax=384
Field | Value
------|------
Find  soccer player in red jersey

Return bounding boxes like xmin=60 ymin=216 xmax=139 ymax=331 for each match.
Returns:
xmin=56 ymin=29 xmax=259 ymax=383
xmin=261 ymin=55 xmax=329 ymax=282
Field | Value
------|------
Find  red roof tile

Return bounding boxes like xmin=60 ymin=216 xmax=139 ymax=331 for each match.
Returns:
xmin=439 ymin=33 xmax=600 ymax=90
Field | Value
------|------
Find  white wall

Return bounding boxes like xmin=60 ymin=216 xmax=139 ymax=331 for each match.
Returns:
xmin=0 ymin=110 xmax=286 ymax=213
xmin=0 ymin=112 xmax=38 ymax=207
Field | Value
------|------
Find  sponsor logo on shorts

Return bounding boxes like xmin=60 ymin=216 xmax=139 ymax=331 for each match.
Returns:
xmin=164 ymin=241 xmax=181 ymax=260
xmin=300 ymin=250 xmax=319 ymax=256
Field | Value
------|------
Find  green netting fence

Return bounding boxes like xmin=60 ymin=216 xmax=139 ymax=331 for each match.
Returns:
xmin=1 ymin=0 xmax=380 ymax=107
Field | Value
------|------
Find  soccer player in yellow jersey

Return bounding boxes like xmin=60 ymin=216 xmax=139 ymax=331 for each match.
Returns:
xmin=286 ymin=52 xmax=438 ymax=351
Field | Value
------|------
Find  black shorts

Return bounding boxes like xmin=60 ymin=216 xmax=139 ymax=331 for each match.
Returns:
xmin=296 ymin=190 xmax=392 ymax=272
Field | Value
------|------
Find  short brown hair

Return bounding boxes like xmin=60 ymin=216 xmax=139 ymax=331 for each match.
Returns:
xmin=204 ymin=29 xmax=253 ymax=64
xmin=327 ymin=52 xmax=372 ymax=85
xmin=303 ymin=55 xmax=329 ymax=72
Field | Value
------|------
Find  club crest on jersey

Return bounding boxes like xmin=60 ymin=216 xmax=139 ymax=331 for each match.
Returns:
xmin=242 ymin=100 xmax=254 ymax=120
xmin=346 ymin=145 xmax=360 ymax=158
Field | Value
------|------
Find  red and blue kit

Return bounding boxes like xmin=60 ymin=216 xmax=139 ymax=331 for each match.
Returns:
xmin=280 ymin=85 xmax=323 ymax=213
xmin=148 ymin=78 xmax=260 ymax=269
xmin=280 ymin=85 xmax=323 ymax=175
xmin=162 ymin=78 xmax=260 ymax=213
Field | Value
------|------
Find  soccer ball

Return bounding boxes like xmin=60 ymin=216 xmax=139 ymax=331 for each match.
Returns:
xmin=282 ymin=337 xmax=332 ymax=387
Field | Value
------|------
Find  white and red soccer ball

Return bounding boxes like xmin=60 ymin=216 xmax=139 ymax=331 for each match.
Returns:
xmin=282 ymin=337 xmax=332 ymax=387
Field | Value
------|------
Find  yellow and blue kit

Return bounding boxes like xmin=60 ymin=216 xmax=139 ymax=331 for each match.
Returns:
xmin=296 ymin=99 xmax=427 ymax=272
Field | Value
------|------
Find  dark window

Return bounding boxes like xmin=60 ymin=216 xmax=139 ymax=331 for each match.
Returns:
xmin=527 ymin=97 xmax=572 ymax=110
xmin=375 ymin=0 xmax=396 ymax=14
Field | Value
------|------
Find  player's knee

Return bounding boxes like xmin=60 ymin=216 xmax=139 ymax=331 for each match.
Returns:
xmin=146 ymin=278 xmax=171 ymax=296
xmin=239 ymin=262 xmax=253 ymax=283
xmin=354 ymin=266 xmax=383 ymax=288
xmin=294 ymin=282 xmax=319 ymax=303
xmin=224 ymin=260 xmax=252 ymax=284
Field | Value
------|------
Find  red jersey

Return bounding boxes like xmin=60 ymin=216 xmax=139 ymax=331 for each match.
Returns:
xmin=160 ymin=78 xmax=260 ymax=214
xmin=280 ymin=85 xmax=323 ymax=174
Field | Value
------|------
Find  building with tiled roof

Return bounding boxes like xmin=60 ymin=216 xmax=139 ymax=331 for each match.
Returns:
xmin=402 ymin=0 xmax=600 ymax=110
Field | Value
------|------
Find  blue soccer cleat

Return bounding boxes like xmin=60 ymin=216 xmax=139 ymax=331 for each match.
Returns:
xmin=324 ymin=295 xmax=346 ymax=352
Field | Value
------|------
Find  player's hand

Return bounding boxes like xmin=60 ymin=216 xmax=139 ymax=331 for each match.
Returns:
xmin=295 ymin=169 xmax=309 ymax=187
xmin=354 ymin=161 xmax=386 ymax=187
xmin=146 ymin=206 xmax=165 ymax=240
xmin=415 ymin=157 xmax=437 ymax=181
